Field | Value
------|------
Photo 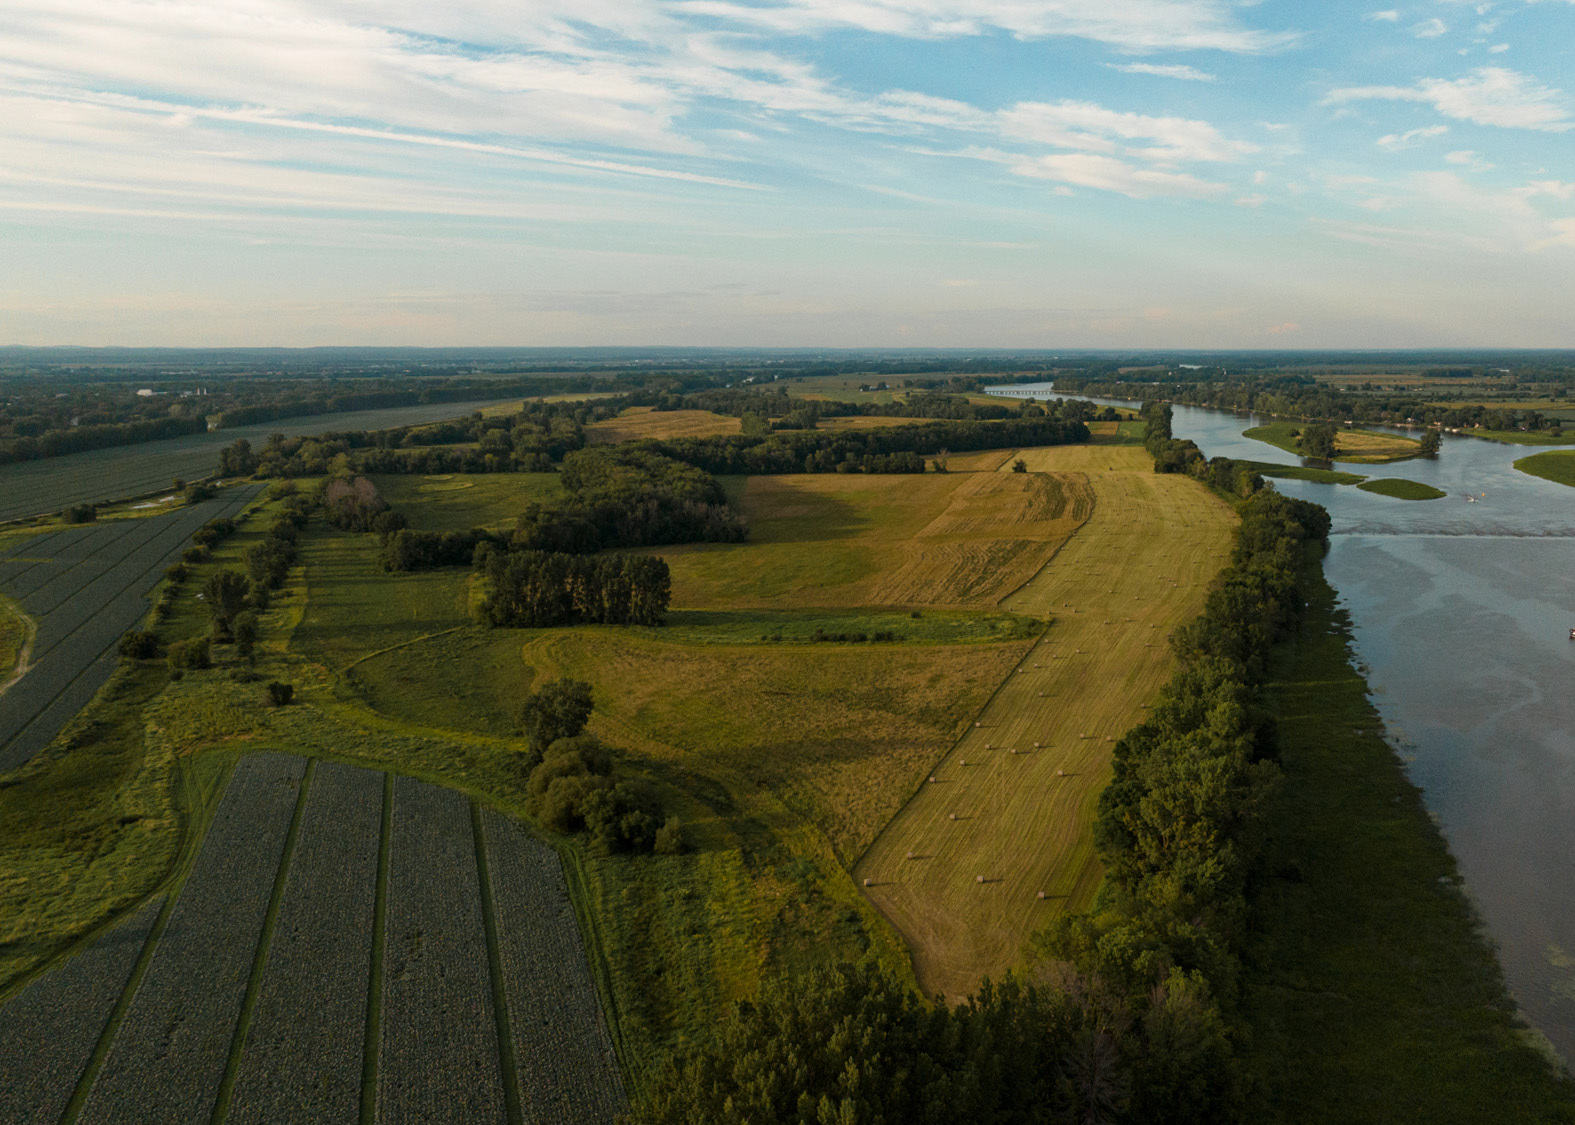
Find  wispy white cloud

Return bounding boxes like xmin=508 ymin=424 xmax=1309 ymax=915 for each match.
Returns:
xmin=1327 ymin=67 xmax=1573 ymax=131
xmin=1366 ymin=10 xmax=1401 ymax=22
xmin=673 ymin=0 xmax=1296 ymax=52
xmin=1377 ymin=124 xmax=1450 ymax=148
xmin=1412 ymin=18 xmax=1450 ymax=38
xmin=1444 ymin=149 xmax=1494 ymax=171
xmin=1105 ymin=62 xmax=1216 ymax=81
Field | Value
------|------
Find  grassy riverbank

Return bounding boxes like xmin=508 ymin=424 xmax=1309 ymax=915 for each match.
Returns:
xmin=1245 ymin=421 xmax=1421 ymax=463
xmin=1515 ymin=450 xmax=1575 ymax=488
xmin=1243 ymin=563 xmax=1575 ymax=1122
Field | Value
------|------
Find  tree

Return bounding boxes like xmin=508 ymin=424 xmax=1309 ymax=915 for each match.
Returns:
xmin=518 ymin=678 xmax=594 ymax=757
xmin=1013 ymin=459 xmax=1029 ymax=473
xmin=266 ymin=680 xmax=294 ymax=706
xmin=1298 ymin=422 xmax=1337 ymax=460
xmin=233 ymin=611 xmax=258 ymax=662
xmin=118 ymin=631 xmax=158 ymax=659
xmin=1419 ymin=427 xmax=1442 ymax=456
xmin=203 ymin=570 xmax=252 ymax=635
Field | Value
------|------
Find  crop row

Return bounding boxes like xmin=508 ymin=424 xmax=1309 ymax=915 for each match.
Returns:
xmin=0 ymin=398 xmax=516 ymax=522
xmin=0 ymin=895 xmax=163 ymax=1125
xmin=0 ymin=488 xmax=260 ymax=769
xmin=0 ymin=518 xmax=152 ymax=606
xmin=226 ymin=762 xmax=383 ymax=1125
xmin=76 ymin=753 xmax=306 ymax=1125
xmin=481 ymin=807 xmax=628 ymax=1124
xmin=377 ymin=776 xmax=508 ymax=1125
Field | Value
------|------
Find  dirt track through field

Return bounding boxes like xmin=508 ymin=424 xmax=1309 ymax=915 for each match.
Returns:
xmin=855 ymin=445 xmax=1236 ymax=999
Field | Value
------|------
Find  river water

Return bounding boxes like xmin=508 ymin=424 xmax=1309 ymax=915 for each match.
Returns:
xmin=989 ymin=383 xmax=1575 ymax=1060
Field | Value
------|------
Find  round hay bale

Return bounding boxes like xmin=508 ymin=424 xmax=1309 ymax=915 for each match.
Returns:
xmin=1057 ymin=769 xmax=1066 ymax=777
xmin=976 ymin=875 xmax=985 ymax=884
xmin=1033 ymin=741 xmax=1041 ymax=748
xmin=929 ymin=775 xmax=937 ymax=783
xmin=862 ymin=878 xmax=871 ymax=887
xmin=907 ymin=851 xmax=915 ymax=860
xmin=1037 ymin=891 xmax=1046 ymax=900
xmin=950 ymin=812 xmax=957 ymax=821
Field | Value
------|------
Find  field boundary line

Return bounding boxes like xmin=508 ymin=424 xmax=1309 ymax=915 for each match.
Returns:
xmin=991 ymin=464 xmax=1098 ymax=609
xmin=0 ymin=596 xmax=36 ymax=696
xmin=58 ymin=893 xmax=176 ymax=1125
xmin=472 ymin=802 xmax=524 ymax=1125
xmin=338 ymin=625 xmax=467 ymax=674
xmin=358 ymin=771 xmax=393 ymax=1125
xmin=556 ymin=844 xmax=640 ymax=1085
xmin=209 ymin=756 xmax=315 ymax=1125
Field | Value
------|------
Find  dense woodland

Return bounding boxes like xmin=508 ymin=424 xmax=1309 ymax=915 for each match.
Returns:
xmin=1058 ymin=373 xmax=1571 ymax=434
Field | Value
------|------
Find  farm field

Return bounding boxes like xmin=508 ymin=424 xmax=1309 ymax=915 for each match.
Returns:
xmin=0 ymin=593 xmax=26 ymax=687
xmin=856 ymin=444 xmax=1238 ymax=999
xmin=0 ymin=484 xmax=262 ymax=770
xmin=1244 ymin=421 xmax=1421 ymax=463
xmin=371 ymin=472 xmax=564 ymax=531
xmin=1514 ymin=450 xmax=1575 ymax=487
xmin=0 ymin=398 xmax=520 ymax=523
xmin=0 ymin=751 xmax=625 ymax=1124
xmin=585 ymin=406 xmax=739 ymax=444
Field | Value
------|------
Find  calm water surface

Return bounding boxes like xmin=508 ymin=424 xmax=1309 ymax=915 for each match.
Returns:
xmin=991 ymin=384 xmax=1575 ymax=1059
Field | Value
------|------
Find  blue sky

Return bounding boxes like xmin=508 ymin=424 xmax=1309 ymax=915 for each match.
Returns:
xmin=1 ymin=0 xmax=1572 ymax=347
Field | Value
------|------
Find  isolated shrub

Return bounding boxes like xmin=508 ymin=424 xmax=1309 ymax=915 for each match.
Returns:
xmin=1012 ymin=459 xmax=1028 ymax=473
xmin=204 ymin=569 xmax=252 ymax=627
xmin=181 ymin=546 xmax=207 ymax=564
xmin=63 ymin=503 xmax=97 ymax=523
xmin=167 ymin=637 xmax=210 ymax=671
xmin=183 ymin=482 xmax=216 ymax=503
xmin=266 ymin=680 xmax=294 ymax=706
xmin=233 ymin=611 xmax=258 ymax=662
xmin=653 ymin=815 xmax=685 ymax=855
xmin=517 ymin=678 xmax=594 ymax=758
xmin=164 ymin=562 xmax=190 ymax=584
xmin=118 ymin=631 xmax=159 ymax=660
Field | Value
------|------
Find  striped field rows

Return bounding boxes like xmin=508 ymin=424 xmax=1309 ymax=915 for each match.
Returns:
xmin=0 ymin=753 xmax=625 ymax=1124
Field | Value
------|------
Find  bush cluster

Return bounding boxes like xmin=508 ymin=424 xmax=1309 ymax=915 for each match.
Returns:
xmin=1143 ymin=403 xmax=1265 ymax=498
xmin=476 ymin=550 xmax=670 ymax=628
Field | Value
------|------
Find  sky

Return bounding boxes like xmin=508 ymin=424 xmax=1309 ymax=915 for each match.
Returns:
xmin=1 ymin=0 xmax=1573 ymax=348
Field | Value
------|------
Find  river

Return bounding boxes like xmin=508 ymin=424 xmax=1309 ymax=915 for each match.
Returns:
xmin=989 ymin=383 xmax=1575 ymax=1060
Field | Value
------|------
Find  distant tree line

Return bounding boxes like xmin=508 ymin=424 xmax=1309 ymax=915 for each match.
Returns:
xmin=1143 ymin=403 xmax=1265 ymax=497
xmin=0 ymin=415 xmax=208 ymax=466
xmin=647 ymin=413 xmax=1090 ymax=476
xmin=1060 ymin=373 xmax=1568 ymax=436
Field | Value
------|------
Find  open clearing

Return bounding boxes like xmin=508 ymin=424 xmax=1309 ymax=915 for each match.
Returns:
xmin=372 ymin=472 xmax=564 ymax=531
xmin=585 ymin=407 xmax=740 ymax=444
xmin=666 ymin=470 xmax=1092 ymax=609
xmin=856 ymin=444 xmax=1237 ymax=999
xmin=0 ymin=752 xmax=625 ymax=1124
xmin=0 ymin=399 xmax=520 ymax=524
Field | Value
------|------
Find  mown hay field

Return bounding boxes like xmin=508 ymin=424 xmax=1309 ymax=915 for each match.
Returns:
xmin=667 ymin=470 xmax=1093 ymax=610
xmin=856 ymin=444 xmax=1238 ymax=999
xmin=585 ymin=407 xmax=740 ymax=444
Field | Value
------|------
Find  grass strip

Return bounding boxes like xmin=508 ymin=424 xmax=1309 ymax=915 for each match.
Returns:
xmin=1354 ymin=477 xmax=1447 ymax=500
xmin=1514 ymin=450 xmax=1575 ymax=488
xmin=59 ymin=894 xmax=175 ymax=1125
xmin=358 ymin=771 xmax=393 ymax=1125
xmin=208 ymin=757 xmax=315 ymax=1125
xmin=472 ymin=803 xmax=524 ymax=1125
xmin=1240 ymin=461 xmax=1367 ymax=485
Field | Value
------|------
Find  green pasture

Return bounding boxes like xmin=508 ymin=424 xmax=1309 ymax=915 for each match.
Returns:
xmin=370 ymin=472 xmax=563 ymax=532
xmin=1514 ymin=450 xmax=1575 ymax=488
xmin=1244 ymin=421 xmax=1421 ymax=463
xmin=1355 ymin=478 xmax=1446 ymax=500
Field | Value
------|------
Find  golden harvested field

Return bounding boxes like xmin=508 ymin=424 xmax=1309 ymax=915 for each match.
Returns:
xmin=856 ymin=444 xmax=1237 ymax=999
xmin=513 ymin=631 xmax=1029 ymax=865
xmin=586 ymin=406 xmax=741 ymax=444
xmin=666 ymin=471 xmax=1093 ymax=609
xmin=1335 ymin=429 xmax=1421 ymax=462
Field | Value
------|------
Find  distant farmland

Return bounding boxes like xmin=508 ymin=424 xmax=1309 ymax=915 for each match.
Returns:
xmin=0 ymin=752 xmax=625 ymax=1125
xmin=0 ymin=399 xmax=522 ymax=523
xmin=0 ymin=485 xmax=262 ymax=770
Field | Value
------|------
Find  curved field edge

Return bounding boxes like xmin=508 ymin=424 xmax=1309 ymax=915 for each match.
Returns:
xmin=857 ymin=445 xmax=1239 ymax=999
xmin=0 ymin=594 xmax=34 ymax=693
xmin=1355 ymin=478 xmax=1447 ymax=501
xmin=1515 ymin=450 xmax=1575 ymax=489
xmin=1243 ymin=422 xmax=1422 ymax=464
xmin=1241 ymin=559 xmax=1575 ymax=1122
